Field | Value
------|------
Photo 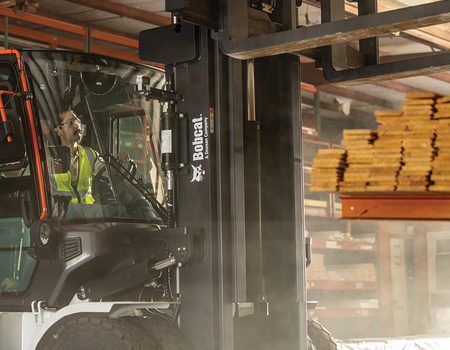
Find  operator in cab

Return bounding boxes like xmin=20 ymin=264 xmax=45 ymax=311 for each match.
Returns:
xmin=50 ymin=109 xmax=129 ymax=205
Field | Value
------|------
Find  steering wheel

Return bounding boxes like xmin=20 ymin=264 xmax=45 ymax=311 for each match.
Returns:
xmin=93 ymin=159 xmax=137 ymax=204
xmin=94 ymin=159 xmax=137 ymax=182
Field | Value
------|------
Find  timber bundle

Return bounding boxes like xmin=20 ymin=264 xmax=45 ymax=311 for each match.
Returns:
xmin=310 ymin=92 xmax=450 ymax=193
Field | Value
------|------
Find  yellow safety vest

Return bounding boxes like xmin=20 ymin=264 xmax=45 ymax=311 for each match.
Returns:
xmin=51 ymin=145 xmax=97 ymax=204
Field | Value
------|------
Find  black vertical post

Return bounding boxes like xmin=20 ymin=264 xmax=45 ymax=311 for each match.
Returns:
xmin=175 ymin=27 xmax=218 ymax=349
xmin=255 ymin=53 xmax=307 ymax=350
xmin=244 ymin=120 xmax=266 ymax=302
xmin=170 ymin=23 xmax=306 ymax=350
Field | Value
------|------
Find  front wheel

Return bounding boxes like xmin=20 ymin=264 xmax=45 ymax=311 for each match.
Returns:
xmin=127 ymin=316 xmax=195 ymax=350
xmin=308 ymin=335 xmax=317 ymax=350
xmin=308 ymin=318 xmax=338 ymax=350
xmin=37 ymin=316 xmax=157 ymax=350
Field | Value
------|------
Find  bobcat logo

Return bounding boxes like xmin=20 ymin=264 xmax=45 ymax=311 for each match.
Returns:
xmin=191 ymin=164 xmax=205 ymax=182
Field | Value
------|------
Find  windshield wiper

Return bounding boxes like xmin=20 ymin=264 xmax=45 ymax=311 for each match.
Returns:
xmin=112 ymin=162 xmax=169 ymax=223
xmin=84 ymin=95 xmax=119 ymax=204
xmin=84 ymin=95 xmax=168 ymax=223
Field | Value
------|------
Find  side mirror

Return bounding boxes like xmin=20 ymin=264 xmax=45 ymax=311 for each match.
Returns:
xmin=20 ymin=189 xmax=35 ymax=227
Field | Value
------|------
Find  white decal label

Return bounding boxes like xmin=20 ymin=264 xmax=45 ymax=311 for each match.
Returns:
xmin=161 ymin=130 xmax=172 ymax=154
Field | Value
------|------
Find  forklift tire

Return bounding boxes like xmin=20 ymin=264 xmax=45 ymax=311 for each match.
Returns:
xmin=37 ymin=316 xmax=157 ymax=350
xmin=127 ymin=316 xmax=195 ymax=350
xmin=308 ymin=335 xmax=317 ymax=350
xmin=307 ymin=318 xmax=338 ymax=350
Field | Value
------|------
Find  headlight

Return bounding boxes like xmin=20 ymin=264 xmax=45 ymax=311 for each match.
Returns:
xmin=38 ymin=222 xmax=52 ymax=246
xmin=31 ymin=220 xmax=55 ymax=248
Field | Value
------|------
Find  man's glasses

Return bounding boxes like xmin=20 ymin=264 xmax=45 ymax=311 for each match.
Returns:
xmin=57 ymin=118 xmax=81 ymax=129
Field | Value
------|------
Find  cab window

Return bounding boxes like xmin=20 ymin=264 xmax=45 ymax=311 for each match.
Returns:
xmin=0 ymin=62 xmax=37 ymax=294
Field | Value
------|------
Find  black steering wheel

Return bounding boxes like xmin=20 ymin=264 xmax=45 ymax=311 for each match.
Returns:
xmin=94 ymin=159 xmax=137 ymax=182
xmin=93 ymin=159 xmax=137 ymax=204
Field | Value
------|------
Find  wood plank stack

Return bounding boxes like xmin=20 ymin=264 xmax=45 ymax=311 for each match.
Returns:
xmin=310 ymin=91 xmax=450 ymax=194
xmin=310 ymin=149 xmax=347 ymax=192
xmin=367 ymin=110 xmax=404 ymax=191
xmin=430 ymin=96 xmax=450 ymax=191
xmin=338 ymin=129 xmax=376 ymax=192
xmin=397 ymin=92 xmax=438 ymax=191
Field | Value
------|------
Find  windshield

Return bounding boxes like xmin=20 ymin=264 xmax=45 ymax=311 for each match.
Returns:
xmin=23 ymin=50 xmax=167 ymax=224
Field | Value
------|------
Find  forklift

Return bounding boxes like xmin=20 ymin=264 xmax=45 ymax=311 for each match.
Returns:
xmin=0 ymin=3 xmax=339 ymax=350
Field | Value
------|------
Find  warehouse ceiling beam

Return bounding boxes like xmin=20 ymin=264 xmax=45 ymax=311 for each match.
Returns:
xmin=320 ymin=85 xmax=392 ymax=109
xmin=302 ymin=96 xmax=375 ymax=119
xmin=0 ymin=6 xmax=139 ymax=49
xmin=429 ymin=72 xmax=450 ymax=85
xmin=0 ymin=21 xmax=164 ymax=67
xmin=38 ymin=10 xmax=139 ymax=41
xmin=373 ymin=81 xmax=426 ymax=94
xmin=65 ymin=0 xmax=171 ymax=27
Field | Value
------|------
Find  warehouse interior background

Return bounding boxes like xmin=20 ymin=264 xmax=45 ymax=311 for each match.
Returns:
xmin=1 ymin=0 xmax=450 ymax=343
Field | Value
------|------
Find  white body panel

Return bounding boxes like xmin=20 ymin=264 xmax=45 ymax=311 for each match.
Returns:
xmin=0 ymin=300 xmax=172 ymax=350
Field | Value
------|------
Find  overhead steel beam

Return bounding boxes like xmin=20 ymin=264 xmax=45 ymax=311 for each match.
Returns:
xmin=0 ymin=6 xmax=139 ymax=49
xmin=373 ymin=81 xmax=426 ymax=94
xmin=66 ymin=0 xmax=171 ymax=27
xmin=429 ymin=72 xmax=450 ymax=84
xmin=38 ymin=10 xmax=139 ymax=41
xmin=320 ymin=85 xmax=392 ymax=109
xmin=0 ymin=6 xmax=85 ymax=35
xmin=0 ymin=22 xmax=164 ymax=67
xmin=219 ymin=0 xmax=450 ymax=59
xmin=302 ymin=96 xmax=375 ymax=118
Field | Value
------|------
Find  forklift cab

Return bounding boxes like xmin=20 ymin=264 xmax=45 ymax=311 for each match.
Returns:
xmin=0 ymin=61 xmax=35 ymax=296
xmin=0 ymin=49 xmax=209 ymax=350
xmin=0 ymin=49 xmax=171 ymax=299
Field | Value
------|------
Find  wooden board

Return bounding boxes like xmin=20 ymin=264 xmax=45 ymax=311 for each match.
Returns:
xmin=374 ymin=110 xmax=403 ymax=116
xmin=403 ymin=99 xmax=436 ymax=105
xmin=405 ymin=92 xmax=441 ymax=99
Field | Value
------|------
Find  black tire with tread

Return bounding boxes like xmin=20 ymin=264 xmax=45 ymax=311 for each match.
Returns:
xmin=307 ymin=318 xmax=338 ymax=350
xmin=37 ymin=316 xmax=157 ymax=350
xmin=308 ymin=335 xmax=317 ymax=350
xmin=127 ymin=316 xmax=195 ymax=350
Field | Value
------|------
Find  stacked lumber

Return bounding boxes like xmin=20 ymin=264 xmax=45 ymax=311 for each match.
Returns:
xmin=433 ymin=95 xmax=450 ymax=119
xmin=430 ymin=98 xmax=450 ymax=191
xmin=367 ymin=110 xmax=404 ymax=191
xmin=397 ymin=92 xmax=438 ymax=191
xmin=310 ymin=91 xmax=448 ymax=194
xmin=310 ymin=149 xmax=347 ymax=192
xmin=339 ymin=129 xmax=376 ymax=192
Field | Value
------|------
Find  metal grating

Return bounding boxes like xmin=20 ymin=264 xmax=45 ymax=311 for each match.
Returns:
xmin=60 ymin=237 xmax=82 ymax=261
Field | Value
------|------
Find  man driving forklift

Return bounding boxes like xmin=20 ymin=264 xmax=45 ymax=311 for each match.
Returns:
xmin=50 ymin=109 xmax=129 ymax=206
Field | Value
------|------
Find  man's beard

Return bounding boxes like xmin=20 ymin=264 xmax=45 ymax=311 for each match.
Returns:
xmin=72 ymin=129 xmax=82 ymax=142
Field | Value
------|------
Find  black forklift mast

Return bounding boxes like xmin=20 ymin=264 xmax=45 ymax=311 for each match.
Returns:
xmin=140 ymin=21 xmax=307 ymax=350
